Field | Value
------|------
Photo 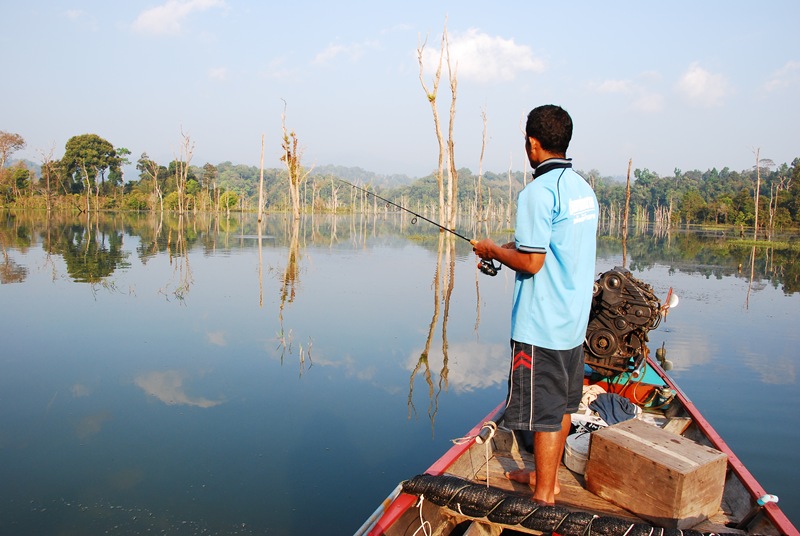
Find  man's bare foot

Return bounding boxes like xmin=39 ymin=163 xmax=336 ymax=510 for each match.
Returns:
xmin=504 ymin=469 xmax=561 ymax=495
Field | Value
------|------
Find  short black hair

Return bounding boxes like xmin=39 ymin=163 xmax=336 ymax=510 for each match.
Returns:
xmin=525 ymin=105 xmax=573 ymax=155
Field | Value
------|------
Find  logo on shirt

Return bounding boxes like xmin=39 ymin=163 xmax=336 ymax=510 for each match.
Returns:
xmin=569 ymin=196 xmax=597 ymax=224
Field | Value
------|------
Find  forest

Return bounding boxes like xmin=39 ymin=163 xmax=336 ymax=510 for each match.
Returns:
xmin=1 ymin=130 xmax=799 ymax=233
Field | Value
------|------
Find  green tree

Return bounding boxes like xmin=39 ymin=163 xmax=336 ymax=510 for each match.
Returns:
xmin=136 ymin=153 xmax=167 ymax=211
xmin=109 ymin=146 xmax=132 ymax=195
xmin=0 ymin=131 xmax=26 ymax=169
xmin=731 ymin=188 xmax=754 ymax=226
xmin=680 ymin=189 xmax=707 ymax=224
xmin=61 ymin=134 xmax=120 ymax=211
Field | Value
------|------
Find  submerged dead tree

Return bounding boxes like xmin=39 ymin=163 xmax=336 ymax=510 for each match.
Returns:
xmin=418 ymin=22 xmax=459 ymax=228
xmin=258 ymin=134 xmax=266 ymax=222
xmin=174 ymin=129 xmax=195 ymax=214
xmin=280 ymin=101 xmax=313 ymax=220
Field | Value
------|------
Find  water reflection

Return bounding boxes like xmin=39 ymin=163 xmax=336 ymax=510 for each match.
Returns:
xmin=408 ymin=233 xmax=447 ymax=428
xmin=42 ymin=214 xmax=129 ymax=284
xmin=134 ymin=370 xmax=224 ymax=408
xmin=2 ymin=211 xmax=796 ymax=295
xmin=1 ymin=209 xmax=799 ymax=532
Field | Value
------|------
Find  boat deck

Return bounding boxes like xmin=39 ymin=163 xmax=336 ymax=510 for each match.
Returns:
xmin=366 ymin=366 xmax=795 ymax=536
xmin=439 ymin=425 xmax=743 ymax=535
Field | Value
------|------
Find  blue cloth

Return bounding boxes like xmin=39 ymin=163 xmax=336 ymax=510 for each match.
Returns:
xmin=589 ymin=393 xmax=638 ymax=425
xmin=511 ymin=159 xmax=598 ymax=349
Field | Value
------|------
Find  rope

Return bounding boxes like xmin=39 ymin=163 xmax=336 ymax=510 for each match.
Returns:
xmin=412 ymin=495 xmax=432 ymax=536
xmin=451 ymin=421 xmax=498 ymax=487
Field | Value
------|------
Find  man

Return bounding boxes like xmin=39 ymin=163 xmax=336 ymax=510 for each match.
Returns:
xmin=472 ymin=104 xmax=598 ymax=506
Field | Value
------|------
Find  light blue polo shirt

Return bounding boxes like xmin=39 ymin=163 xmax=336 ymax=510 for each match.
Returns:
xmin=511 ymin=159 xmax=598 ymax=350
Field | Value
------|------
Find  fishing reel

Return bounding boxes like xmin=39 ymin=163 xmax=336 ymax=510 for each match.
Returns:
xmin=479 ymin=259 xmax=501 ymax=276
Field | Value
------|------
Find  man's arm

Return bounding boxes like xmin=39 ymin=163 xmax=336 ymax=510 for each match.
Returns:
xmin=472 ymin=239 xmax=545 ymax=275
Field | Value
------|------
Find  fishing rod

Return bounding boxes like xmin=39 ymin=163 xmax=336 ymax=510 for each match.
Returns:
xmin=337 ymin=178 xmax=500 ymax=276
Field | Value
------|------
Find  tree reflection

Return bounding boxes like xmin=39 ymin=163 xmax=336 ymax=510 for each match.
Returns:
xmin=0 ymin=216 xmax=29 ymax=283
xmin=41 ymin=213 xmax=129 ymax=283
xmin=1 ymin=211 xmax=798 ymax=295
xmin=163 ymin=214 xmax=193 ymax=301
xmin=274 ymin=216 xmax=312 ymax=374
xmin=407 ymin=233 xmax=457 ymax=436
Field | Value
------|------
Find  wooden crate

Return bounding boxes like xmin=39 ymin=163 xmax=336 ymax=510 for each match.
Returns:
xmin=584 ymin=418 xmax=727 ymax=529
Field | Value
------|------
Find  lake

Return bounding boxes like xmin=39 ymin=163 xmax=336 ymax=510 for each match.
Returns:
xmin=1 ymin=211 xmax=798 ymax=534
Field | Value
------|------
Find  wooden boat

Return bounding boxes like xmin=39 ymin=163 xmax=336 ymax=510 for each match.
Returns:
xmin=356 ymin=354 xmax=798 ymax=535
xmin=356 ymin=270 xmax=798 ymax=536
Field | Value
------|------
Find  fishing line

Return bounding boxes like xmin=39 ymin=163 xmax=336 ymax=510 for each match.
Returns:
xmin=337 ymin=179 xmax=501 ymax=276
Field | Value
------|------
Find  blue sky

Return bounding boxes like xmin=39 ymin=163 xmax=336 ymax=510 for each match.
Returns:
xmin=3 ymin=1 xmax=799 ymax=179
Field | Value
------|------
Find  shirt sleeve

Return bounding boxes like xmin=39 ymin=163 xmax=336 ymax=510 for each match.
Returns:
xmin=515 ymin=182 xmax=554 ymax=254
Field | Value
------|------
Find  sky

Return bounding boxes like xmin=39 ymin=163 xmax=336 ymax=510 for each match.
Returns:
xmin=3 ymin=1 xmax=799 ymax=180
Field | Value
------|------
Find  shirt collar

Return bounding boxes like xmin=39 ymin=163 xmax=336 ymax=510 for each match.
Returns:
xmin=532 ymin=158 xmax=572 ymax=180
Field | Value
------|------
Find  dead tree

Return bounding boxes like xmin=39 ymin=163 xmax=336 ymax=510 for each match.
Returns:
xmin=418 ymin=22 xmax=459 ymax=228
xmin=280 ymin=101 xmax=312 ymax=220
xmin=175 ymin=130 xmax=195 ymax=214
xmin=753 ymin=149 xmax=775 ymax=240
xmin=37 ymin=144 xmax=57 ymax=212
xmin=258 ymin=134 xmax=266 ymax=222
xmin=476 ymin=109 xmax=487 ymax=223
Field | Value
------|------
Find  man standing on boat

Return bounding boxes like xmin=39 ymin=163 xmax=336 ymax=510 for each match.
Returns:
xmin=472 ymin=104 xmax=598 ymax=506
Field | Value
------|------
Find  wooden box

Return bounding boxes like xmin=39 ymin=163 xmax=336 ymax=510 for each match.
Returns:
xmin=584 ymin=418 xmax=727 ymax=529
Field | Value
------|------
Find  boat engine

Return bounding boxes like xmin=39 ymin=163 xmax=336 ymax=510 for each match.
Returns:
xmin=584 ymin=268 xmax=663 ymax=377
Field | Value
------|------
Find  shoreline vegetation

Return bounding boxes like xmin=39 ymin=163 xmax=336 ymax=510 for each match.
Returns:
xmin=1 ymin=130 xmax=799 ymax=235
xmin=3 ymin=211 xmax=799 ymax=294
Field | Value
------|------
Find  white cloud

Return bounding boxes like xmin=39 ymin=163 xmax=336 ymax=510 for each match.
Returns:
xmin=421 ymin=28 xmax=545 ymax=83
xmin=675 ymin=62 xmax=730 ymax=107
xmin=405 ymin=341 xmax=507 ymax=393
xmin=207 ymin=67 xmax=227 ymax=81
xmin=71 ymin=383 xmax=91 ymax=397
xmin=135 ymin=370 xmax=224 ymax=408
xmin=313 ymin=40 xmax=379 ymax=64
xmin=763 ymin=60 xmax=800 ymax=92
xmin=132 ymin=0 xmax=226 ymax=35
xmin=590 ymin=77 xmax=664 ymax=113
xmin=594 ymin=79 xmax=635 ymax=94
xmin=261 ymin=57 xmax=299 ymax=80
xmin=632 ymin=93 xmax=665 ymax=113
xmin=206 ymin=329 xmax=226 ymax=344
xmin=65 ymin=9 xmax=98 ymax=31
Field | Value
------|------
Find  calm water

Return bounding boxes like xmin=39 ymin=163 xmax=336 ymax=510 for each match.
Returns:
xmin=1 ymin=211 xmax=798 ymax=534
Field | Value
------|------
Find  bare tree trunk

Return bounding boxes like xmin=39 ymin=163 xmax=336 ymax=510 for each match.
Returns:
xmin=476 ymin=109 xmax=487 ymax=223
xmin=176 ymin=130 xmax=195 ymax=214
xmin=444 ymin=28 xmax=459 ymax=228
xmin=281 ymin=102 xmax=313 ymax=220
xmin=753 ymin=148 xmax=761 ymax=241
xmin=79 ymin=160 xmax=91 ymax=213
xmin=417 ymin=29 xmax=447 ymax=225
xmin=623 ymin=158 xmax=632 ymax=242
xmin=38 ymin=145 xmax=55 ymax=213
xmin=258 ymin=134 xmax=265 ymax=222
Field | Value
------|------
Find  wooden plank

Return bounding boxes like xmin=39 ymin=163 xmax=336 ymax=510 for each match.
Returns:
xmin=463 ymin=520 xmax=503 ymax=536
xmin=483 ymin=451 xmax=643 ymax=521
xmin=662 ymin=416 xmax=692 ymax=435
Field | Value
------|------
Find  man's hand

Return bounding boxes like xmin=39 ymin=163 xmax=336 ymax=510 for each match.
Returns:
xmin=472 ymin=238 xmax=545 ymax=275
xmin=472 ymin=238 xmax=498 ymax=261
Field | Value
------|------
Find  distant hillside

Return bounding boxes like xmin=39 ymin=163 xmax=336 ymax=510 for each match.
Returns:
xmin=8 ymin=159 xmax=40 ymax=175
xmin=309 ymin=164 xmax=413 ymax=188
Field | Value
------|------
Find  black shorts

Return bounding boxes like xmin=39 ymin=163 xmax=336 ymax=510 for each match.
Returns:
xmin=503 ymin=340 xmax=584 ymax=432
